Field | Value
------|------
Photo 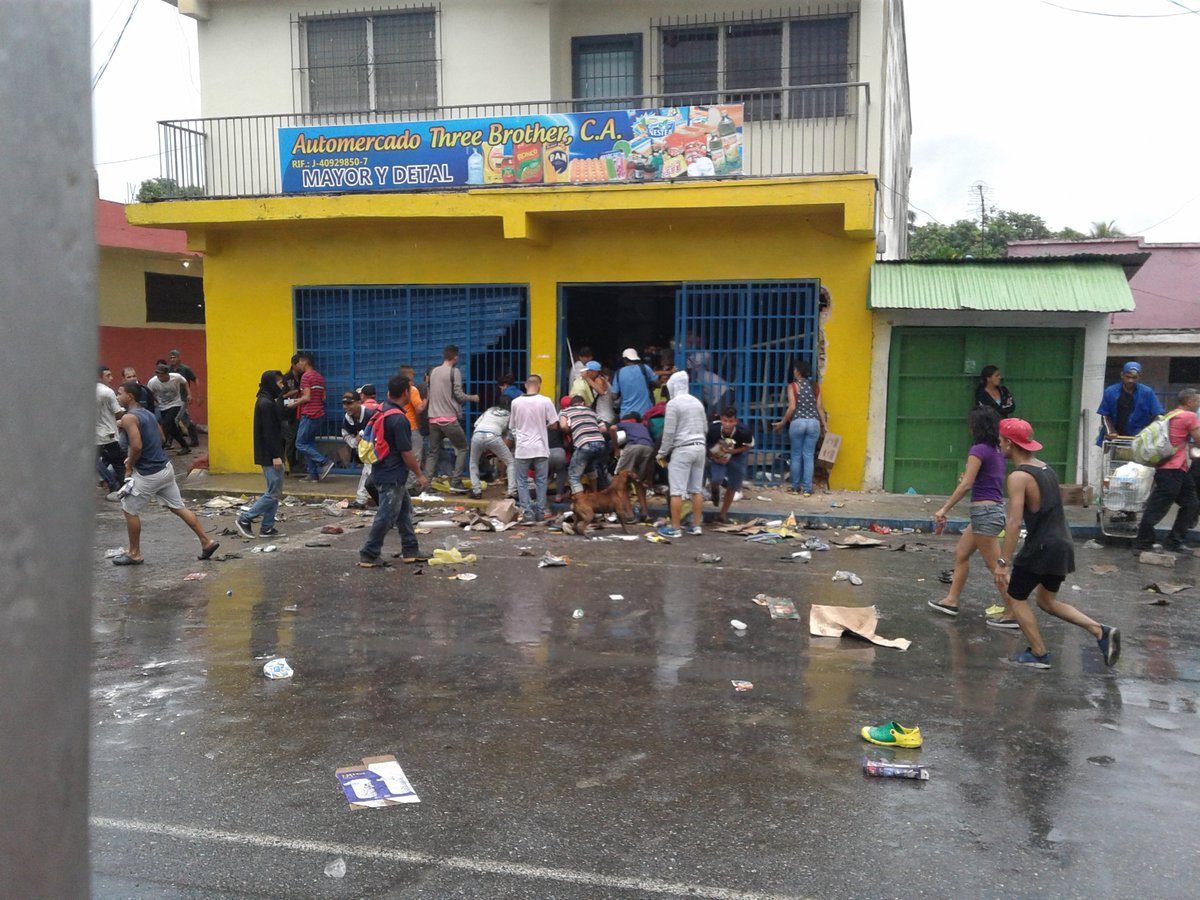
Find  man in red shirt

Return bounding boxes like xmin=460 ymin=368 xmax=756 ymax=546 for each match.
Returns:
xmin=1135 ymin=388 xmax=1200 ymax=552
xmin=285 ymin=351 xmax=335 ymax=482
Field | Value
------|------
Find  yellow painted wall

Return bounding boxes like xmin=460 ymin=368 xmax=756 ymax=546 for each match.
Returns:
xmin=143 ymin=181 xmax=876 ymax=486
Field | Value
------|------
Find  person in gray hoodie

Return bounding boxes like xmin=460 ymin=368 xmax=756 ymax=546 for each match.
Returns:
xmin=656 ymin=370 xmax=709 ymax=537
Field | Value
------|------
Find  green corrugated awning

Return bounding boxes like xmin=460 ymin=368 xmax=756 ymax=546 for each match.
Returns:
xmin=869 ymin=260 xmax=1137 ymax=312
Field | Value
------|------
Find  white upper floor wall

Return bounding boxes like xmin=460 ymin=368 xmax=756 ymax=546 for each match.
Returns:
xmin=169 ymin=0 xmax=910 ymax=255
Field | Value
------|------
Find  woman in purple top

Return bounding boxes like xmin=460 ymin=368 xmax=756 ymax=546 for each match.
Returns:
xmin=928 ymin=407 xmax=1015 ymax=625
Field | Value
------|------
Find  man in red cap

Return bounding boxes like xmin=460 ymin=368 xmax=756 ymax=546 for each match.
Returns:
xmin=993 ymin=418 xmax=1120 ymax=670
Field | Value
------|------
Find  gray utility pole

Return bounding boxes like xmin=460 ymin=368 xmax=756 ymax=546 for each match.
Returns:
xmin=0 ymin=0 xmax=94 ymax=896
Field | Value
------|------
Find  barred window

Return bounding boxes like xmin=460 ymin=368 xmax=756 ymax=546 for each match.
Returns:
xmin=657 ymin=13 xmax=852 ymax=120
xmin=573 ymin=34 xmax=643 ymax=111
xmin=304 ymin=10 xmax=437 ymax=113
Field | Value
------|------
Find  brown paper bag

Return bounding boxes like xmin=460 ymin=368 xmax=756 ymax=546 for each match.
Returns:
xmin=817 ymin=432 xmax=841 ymax=464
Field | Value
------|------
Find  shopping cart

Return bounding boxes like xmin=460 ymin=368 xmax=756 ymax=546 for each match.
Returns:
xmin=1097 ymin=437 xmax=1154 ymax=539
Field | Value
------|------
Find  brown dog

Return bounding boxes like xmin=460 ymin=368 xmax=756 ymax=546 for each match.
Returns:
xmin=571 ymin=470 xmax=635 ymax=536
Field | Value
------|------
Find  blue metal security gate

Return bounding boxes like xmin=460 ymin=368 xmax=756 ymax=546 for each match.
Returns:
xmin=675 ymin=281 xmax=820 ymax=484
xmin=295 ymin=284 xmax=529 ymax=461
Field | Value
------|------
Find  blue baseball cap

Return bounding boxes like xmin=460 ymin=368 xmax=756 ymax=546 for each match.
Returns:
xmin=1122 ymin=361 xmax=1142 ymax=375
xmin=584 ymin=361 xmax=602 ymax=372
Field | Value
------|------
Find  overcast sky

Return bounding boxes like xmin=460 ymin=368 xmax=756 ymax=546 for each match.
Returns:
xmin=92 ymin=0 xmax=1200 ymax=241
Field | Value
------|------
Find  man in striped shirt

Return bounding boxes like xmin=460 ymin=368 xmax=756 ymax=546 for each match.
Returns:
xmin=559 ymin=395 xmax=612 ymax=496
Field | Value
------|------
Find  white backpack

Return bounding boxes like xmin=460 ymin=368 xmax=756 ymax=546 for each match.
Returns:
xmin=1129 ymin=411 xmax=1182 ymax=466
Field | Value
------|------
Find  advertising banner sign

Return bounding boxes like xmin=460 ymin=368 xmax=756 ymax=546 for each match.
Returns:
xmin=278 ymin=105 xmax=743 ymax=193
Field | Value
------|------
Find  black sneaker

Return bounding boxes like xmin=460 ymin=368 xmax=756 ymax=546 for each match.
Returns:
xmin=449 ymin=481 xmax=470 ymax=494
xmin=469 ymin=490 xmax=483 ymax=500
xmin=234 ymin=518 xmax=255 ymax=539
xmin=319 ymin=459 xmax=336 ymax=481
xmin=347 ymin=500 xmax=367 ymax=510
xmin=259 ymin=526 xmax=281 ymax=537
xmin=1098 ymin=625 xmax=1121 ymax=667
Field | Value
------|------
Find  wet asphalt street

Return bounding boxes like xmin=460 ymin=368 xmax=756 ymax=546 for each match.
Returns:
xmin=90 ymin=496 xmax=1200 ymax=899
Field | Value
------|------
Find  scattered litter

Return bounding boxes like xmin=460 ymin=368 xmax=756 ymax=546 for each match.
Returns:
xmin=428 ymin=547 xmax=477 ymax=566
xmin=204 ymin=497 xmax=236 ymax=509
xmin=832 ymin=570 xmax=864 ymax=586
xmin=1071 ymin=585 xmax=1081 ymax=591
xmin=250 ymin=544 xmax=278 ymax=554
xmin=335 ymin=754 xmax=420 ymax=808
xmin=610 ymin=534 xmax=641 ymax=541
xmin=1145 ymin=581 xmax=1191 ymax=595
xmin=731 ymin=680 xmax=754 ymax=692
xmin=414 ymin=527 xmax=431 ymax=534
xmin=263 ymin=658 xmax=293 ymax=679
xmin=419 ymin=520 xmax=456 ymax=528
xmin=696 ymin=553 xmax=723 ymax=564
xmin=904 ymin=487 xmax=918 ymax=495
xmin=103 ymin=548 xmax=125 ymax=559
xmin=1147 ymin=597 xmax=1171 ymax=606
xmin=517 ymin=547 xmax=537 ymax=556
xmin=304 ymin=540 xmax=332 ymax=548
xmin=831 ymin=534 xmax=887 ymax=548
xmin=609 ymin=594 xmax=624 ymax=600
xmin=226 ymin=589 xmax=233 ymax=596
xmin=1083 ymin=539 xmax=1104 ymax=549
xmin=730 ymin=619 xmax=748 ymax=631
xmin=863 ymin=757 xmax=929 ymax=780
xmin=744 ymin=533 xmax=783 ymax=544
xmin=413 ymin=492 xmax=443 ymax=502
xmin=765 ymin=519 xmax=784 ymax=528
xmin=334 ymin=499 xmax=350 ymax=509
xmin=830 ymin=501 xmax=845 ymax=508
xmin=321 ymin=525 xmax=344 ymax=535
xmin=572 ymin=608 xmax=585 ymax=619
xmin=868 ymin=523 xmax=892 ymax=535
xmin=917 ymin=577 xmax=926 ymax=582
xmin=450 ymin=572 xmax=477 ymax=581
xmin=324 ymin=858 xmax=346 ymax=879
xmin=810 ymin=605 xmax=911 ymax=651
xmin=183 ymin=572 xmax=207 ymax=581
xmin=752 ymin=594 xmax=799 ymax=620
xmin=645 ymin=533 xmax=670 ymax=544
xmin=1139 ymin=551 xmax=1177 ymax=568
xmin=802 ymin=539 xmax=832 ymax=551
xmin=1089 ymin=564 xmax=1120 ymax=575
xmin=283 ymin=605 xmax=298 ymax=612
xmin=755 ymin=495 xmax=772 ymax=502
xmin=538 ymin=552 xmax=570 ymax=568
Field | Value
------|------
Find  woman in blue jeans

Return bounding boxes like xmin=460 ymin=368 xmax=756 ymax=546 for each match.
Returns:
xmin=773 ymin=359 xmax=827 ymax=495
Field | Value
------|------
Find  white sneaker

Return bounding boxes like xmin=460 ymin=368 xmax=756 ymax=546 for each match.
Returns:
xmin=688 ymin=525 xmax=703 ymax=536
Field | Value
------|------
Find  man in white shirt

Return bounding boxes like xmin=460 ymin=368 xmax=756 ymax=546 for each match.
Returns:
xmin=147 ymin=362 xmax=191 ymax=455
xmin=96 ymin=366 xmax=124 ymax=499
xmin=508 ymin=374 xmax=559 ymax=523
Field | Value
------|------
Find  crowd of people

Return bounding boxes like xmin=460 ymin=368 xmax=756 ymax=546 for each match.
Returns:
xmin=98 ymin=344 xmax=1200 ymax=672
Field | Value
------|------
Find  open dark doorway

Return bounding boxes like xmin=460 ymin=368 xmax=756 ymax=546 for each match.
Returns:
xmin=560 ymin=283 xmax=676 ymax=392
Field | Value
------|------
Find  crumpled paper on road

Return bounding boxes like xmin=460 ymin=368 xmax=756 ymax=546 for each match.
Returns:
xmin=809 ymin=604 xmax=911 ymax=651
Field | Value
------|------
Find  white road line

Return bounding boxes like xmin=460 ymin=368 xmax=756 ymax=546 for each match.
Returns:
xmin=92 ymin=816 xmax=805 ymax=900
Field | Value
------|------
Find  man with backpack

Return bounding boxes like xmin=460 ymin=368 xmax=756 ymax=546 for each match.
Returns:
xmin=1134 ymin=388 xmax=1200 ymax=552
xmin=359 ymin=375 xmax=430 ymax=567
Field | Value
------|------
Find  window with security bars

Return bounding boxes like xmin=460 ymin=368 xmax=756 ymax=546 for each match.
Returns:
xmin=573 ymin=34 xmax=642 ymax=111
xmin=656 ymin=11 xmax=853 ymax=120
xmin=293 ymin=284 xmax=529 ymax=441
xmin=302 ymin=9 xmax=438 ymax=113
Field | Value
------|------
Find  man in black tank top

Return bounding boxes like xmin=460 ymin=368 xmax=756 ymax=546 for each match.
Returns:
xmin=993 ymin=419 xmax=1120 ymax=670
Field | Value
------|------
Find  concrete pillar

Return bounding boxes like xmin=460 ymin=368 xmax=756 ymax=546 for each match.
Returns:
xmin=0 ymin=0 xmax=94 ymax=896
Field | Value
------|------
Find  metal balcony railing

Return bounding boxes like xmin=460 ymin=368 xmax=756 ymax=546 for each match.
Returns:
xmin=155 ymin=83 xmax=869 ymax=200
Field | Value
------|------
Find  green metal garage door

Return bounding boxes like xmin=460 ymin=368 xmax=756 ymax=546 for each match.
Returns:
xmin=884 ymin=328 xmax=1083 ymax=494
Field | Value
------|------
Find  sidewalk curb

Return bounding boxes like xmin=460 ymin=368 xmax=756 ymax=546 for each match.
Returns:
xmin=179 ymin=480 xmax=1139 ymax=541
